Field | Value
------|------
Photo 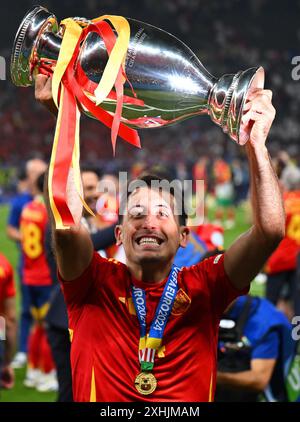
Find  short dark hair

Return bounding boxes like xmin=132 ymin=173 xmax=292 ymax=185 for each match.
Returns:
xmin=119 ymin=173 xmax=187 ymax=226
xmin=81 ymin=164 xmax=101 ymax=178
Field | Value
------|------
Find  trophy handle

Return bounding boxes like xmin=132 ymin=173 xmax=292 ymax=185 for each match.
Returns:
xmin=11 ymin=6 xmax=58 ymax=86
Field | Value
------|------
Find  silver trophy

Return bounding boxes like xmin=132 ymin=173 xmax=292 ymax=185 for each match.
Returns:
xmin=11 ymin=5 xmax=264 ymax=144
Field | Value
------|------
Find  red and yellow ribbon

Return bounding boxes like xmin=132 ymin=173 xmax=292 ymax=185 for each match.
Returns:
xmin=47 ymin=15 xmax=142 ymax=229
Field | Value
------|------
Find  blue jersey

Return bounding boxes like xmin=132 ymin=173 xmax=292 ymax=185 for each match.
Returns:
xmin=7 ymin=192 xmax=32 ymax=275
xmin=8 ymin=192 xmax=32 ymax=229
xmin=174 ymin=232 xmax=207 ymax=268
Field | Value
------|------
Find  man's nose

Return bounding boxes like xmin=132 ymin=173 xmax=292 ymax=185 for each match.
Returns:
xmin=141 ymin=212 xmax=158 ymax=229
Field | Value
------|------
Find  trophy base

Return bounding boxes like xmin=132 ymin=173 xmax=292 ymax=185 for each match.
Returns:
xmin=209 ymin=66 xmax=265 ymax=145
xmin=11 ymin=6 xmax=58 ymax=87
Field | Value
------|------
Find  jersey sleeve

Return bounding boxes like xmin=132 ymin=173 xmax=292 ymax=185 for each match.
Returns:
xmin=7 ymin=199 xmax=22 ymax=228
xmin=251 ymin=329 xmax=279 ymax=360
xmin=196 ymin=253 xmax=250 ymax=318
xmin=58 ymin=251 xmax=110 ymax=310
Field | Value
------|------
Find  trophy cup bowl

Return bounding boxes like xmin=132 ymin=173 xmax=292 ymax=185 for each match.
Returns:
xmin=11 ymin=5 xmax=265 ymax=145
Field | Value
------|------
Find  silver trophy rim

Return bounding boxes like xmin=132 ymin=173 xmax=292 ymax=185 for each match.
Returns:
xmin=10 ymin=5 xmax=57 ymax=86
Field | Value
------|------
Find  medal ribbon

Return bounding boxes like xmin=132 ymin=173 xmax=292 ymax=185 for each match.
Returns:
xmin=131 ymin=265 xmax=180 ymax=372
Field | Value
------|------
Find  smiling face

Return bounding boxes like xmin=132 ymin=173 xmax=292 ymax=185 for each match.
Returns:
xmin=115 ymin=186 xmax=189 ymax=268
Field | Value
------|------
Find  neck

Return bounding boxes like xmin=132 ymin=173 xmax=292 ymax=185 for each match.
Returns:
xmin=128 ymin=260 xmax=173 ymax=284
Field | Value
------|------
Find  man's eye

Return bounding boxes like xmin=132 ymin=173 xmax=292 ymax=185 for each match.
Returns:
xmin=157 ymin=209 xmax=170 ymax=218
xmin=129 ymin=206 xmax=144 ymax=217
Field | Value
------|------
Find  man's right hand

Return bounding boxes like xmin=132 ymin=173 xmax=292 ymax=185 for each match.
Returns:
xmin=34 ymin=74 xmax=57 ymax=116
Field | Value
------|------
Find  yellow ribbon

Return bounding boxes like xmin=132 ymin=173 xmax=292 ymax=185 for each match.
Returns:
xmin=48 ymin=84 xmax=65 ymax=229
xmin=71 ymin=106 xmax=95 ymax=217
xmin=52 ymin=18 xmax=83 ymax=108
xmin=92 ymin=15 xmax=130 ymax=105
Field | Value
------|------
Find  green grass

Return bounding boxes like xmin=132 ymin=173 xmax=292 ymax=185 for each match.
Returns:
xmin=0 ymin=201 xmax=264 ymax=402
xmin=0 ymin=367 xmax=56 ymax=402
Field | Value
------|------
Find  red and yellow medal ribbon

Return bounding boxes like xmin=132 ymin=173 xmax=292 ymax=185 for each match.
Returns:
xmin=48 ymin=15 xmax=142 ymax=229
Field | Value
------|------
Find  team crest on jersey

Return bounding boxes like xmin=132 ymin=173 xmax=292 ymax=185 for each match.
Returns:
xmin=119 ymin=288 xmax=191 ymax=317
xmin=171 ymin=288 xmax=191 ymax=316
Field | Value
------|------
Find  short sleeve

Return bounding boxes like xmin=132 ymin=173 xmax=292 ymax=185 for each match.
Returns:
xmin=251 ymin=329 xmax=279 ymax=360
xmin=197 ymin=253 xmax=250 ymax=318
xmin=58 ymin=251 xmax=110 ymax=310
xmin=7 ymin=199 xmax=21 ymax=228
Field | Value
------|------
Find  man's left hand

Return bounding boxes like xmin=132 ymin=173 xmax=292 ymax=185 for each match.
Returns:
xmin=241 ymin=89 xmax=276 ymax=147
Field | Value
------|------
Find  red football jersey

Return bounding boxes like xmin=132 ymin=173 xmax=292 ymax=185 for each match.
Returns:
xmin=59 ymin=252 xmax=248 ymax=402
xmin=20 ymin=198 xmax=52 ymax=286
xmin=266 ymin=191 xmax=300 ymax=274
xmin=213 ymin=159 xmax=232 ymax=184
xmin=0 ymin=254 xmax=16 ymax=314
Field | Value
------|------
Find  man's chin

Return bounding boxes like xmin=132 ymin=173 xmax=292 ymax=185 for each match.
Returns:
xmin=135 ymin=252 xmax=166 ymax=264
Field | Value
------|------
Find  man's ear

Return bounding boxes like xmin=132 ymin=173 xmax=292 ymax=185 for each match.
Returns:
xmin=179 ymin=226 xmax=190 ymax=248
xmin=115 ymin=225 xmax=123 ymax=246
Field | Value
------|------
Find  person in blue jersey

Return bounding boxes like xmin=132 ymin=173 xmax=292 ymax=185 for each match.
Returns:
xmin=6 ymin=159 xmax=47 ymax=368
xmin=216 ymin=294 xmax=299 ymax=402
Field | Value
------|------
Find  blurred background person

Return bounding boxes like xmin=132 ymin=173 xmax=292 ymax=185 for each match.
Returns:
xmin=6 ymin=159 xmax=46 ymax=369
xmin=80 ymin=165 xmax=101 ymax=233
xmin=216 ymin=294 xmax=299 ymax=402
xmin=20 ymin=172 xmax=56 ymax=392
xmin=213 ymin=158 xmax=236 ymax=229
xmin=0 ymin=253 xmax=17 ymax=390
xmin=96 ymin=171 xmax=124 ymax=261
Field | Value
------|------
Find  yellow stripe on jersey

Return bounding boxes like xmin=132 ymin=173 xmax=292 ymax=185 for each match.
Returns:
xmin=90 ymin=366 xmax=96 ymax=402
xmin=208 ymin=370 xmax=214 ymax=402
xmin=127 ymin=297 xmax=136 ymax=316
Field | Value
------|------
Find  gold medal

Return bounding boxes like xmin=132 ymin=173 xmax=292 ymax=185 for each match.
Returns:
xmin=134 ymin=372 xmax=157 ymax=395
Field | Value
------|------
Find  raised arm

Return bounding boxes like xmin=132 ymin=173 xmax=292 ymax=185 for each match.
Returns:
xmin=35 ymin=75 xmax=94 ymax=281
xmin=224 ymin=90 xmax=285 ymax=290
